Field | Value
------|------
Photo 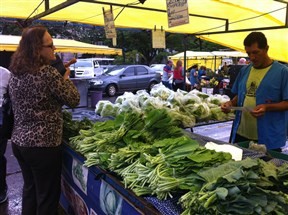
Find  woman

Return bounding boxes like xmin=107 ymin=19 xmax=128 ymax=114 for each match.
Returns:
xmin=9 ymin=26 xmax=80 ymax=215
xmin=172 ymin=60 xmax=184 ymax=91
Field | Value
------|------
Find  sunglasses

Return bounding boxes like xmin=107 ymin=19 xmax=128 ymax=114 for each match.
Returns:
xmin=42 ymin=43 xmax=54 ymax=49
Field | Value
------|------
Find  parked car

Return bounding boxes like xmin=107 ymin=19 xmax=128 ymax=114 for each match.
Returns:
xmin=69 ymin=58 xmax=103 ymax=78
xmin=150 ymin=64 xmax=166 ymax=76
xmin=89 ymin=65 xmax=161 ymax=96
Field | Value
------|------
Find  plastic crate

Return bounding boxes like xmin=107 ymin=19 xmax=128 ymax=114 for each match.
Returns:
xmin=237 ymin=141 xmax=288 ymax=161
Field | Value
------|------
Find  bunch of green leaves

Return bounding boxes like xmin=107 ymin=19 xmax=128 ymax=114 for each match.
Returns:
xmin=69 ymin=111 xmax=143 ymax=168
xmin=122 ymin=109 xmax=184 ymax=144
xmin=62 ymin=110 xmax=93 ymax=142
xmin=116 ymin=136 xmax=232 ymax=200
xmin=180 ymin=158 xmax=288 ymax=215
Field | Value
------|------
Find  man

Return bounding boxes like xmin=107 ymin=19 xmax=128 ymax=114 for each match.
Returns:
xmin=162 ymin=60 xmax=173 ymax=89
xmin=0 ymin=66 xmax=11 ymax=204
xmin=221 ymin=32 xmax=288 ymax=150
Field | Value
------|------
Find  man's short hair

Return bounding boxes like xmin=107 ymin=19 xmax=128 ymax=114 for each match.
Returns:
xmin=244 ymin=32 xmax=267 ymax=49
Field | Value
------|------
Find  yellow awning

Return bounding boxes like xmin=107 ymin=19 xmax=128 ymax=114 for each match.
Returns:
xmin=0 ymin=35 xmax=122 ymax=55
xmin=0 ymin=0 xmax=287 ymax=61
xmin=170 ymin=51 xmax=247 ymax=70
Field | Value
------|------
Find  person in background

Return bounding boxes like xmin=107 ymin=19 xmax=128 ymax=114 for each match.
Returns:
xmin=189 ymin=64 xmax=199 ymax=90
xmin=221 ymin=62 xmax=229 ymax=74
xmin=8 ymin=26 xmax=80 ymax=215
xmin=198 ymin=65 xmax=206 ymax=80
xmin=173 ymin=60 xmax=184 ymax=91
xmin=162 ymin=60 xmax=173 ymax=89
xmin=238 ymin=58 xmax=247 ymax=65
xmin=221 ymin=31 xmax=288 ymax=151
xmin=0 ymin=66 xmax=11 ymax=204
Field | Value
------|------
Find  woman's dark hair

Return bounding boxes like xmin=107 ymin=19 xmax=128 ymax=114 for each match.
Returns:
xmin=9 ymin=25 xmax=49 ymax=75
xmin=243 ymin=32 xmax=267 ymax=49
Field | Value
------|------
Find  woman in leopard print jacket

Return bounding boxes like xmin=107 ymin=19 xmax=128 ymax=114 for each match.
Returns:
xmin=8 ymin=26 xmax=80 ymax=215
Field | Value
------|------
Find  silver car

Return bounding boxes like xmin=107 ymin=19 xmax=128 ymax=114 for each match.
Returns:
xmin=89 ymin=65 xmax=161 ymax=96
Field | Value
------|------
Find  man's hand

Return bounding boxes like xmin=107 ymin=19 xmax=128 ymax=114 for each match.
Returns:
xmin=221 ymin=101 xmax=232 ymax=113
xmin=250 ymin=104 xmax=267 ymax=118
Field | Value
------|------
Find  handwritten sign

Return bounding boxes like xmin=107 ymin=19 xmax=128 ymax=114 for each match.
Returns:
xmin=166 ymin=0 xmax=189 ymax=28
xmin=103 ymin=9 xmax=116 ymax=38
xmin=112 ymin=37 xmax=117 ymax=46
xmin=152 ymin=29 xmax=166 ymax=49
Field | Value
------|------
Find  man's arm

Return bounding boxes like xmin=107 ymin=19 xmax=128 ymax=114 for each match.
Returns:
xmin=221 ymin=95 xmax=238 ymax=113
xmin=251 ymin=101 xmax=288 ymax=117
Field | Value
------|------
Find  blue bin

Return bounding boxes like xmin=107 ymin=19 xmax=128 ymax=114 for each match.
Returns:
xmin=90 ymin=91 xmax=103 ymax=108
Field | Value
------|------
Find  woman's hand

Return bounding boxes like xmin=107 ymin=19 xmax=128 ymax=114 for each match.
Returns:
xmin=64 ymin=58 xmax=77 ymax=68
xmin=63 ymin=67 xmax=71 ymax=80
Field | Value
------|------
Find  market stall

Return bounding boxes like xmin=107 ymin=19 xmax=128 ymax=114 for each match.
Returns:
xmin=60 ymin=143 xmax=160 ymax=215
xmin=0 ymin=35 xmax=122 ymax=55
xmin=60 ymin=116 xmax=288 ymax=215
xmin=61 ymin=94 xmax=288 ymax=215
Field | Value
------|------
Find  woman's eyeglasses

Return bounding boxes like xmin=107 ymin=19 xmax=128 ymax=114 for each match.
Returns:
xmin=42 ymin=43 xmax=54 ymax=49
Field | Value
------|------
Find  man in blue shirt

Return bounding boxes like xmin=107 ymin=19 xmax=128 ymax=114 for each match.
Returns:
xmin=221 ymin=32 xmax=288 ymax=150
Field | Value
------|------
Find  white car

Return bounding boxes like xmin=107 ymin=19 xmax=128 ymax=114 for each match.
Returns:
xmin=70 ymin=58 xmax=103 ymax=78
xmin=150 ymin=64 xmax=166 ymax=76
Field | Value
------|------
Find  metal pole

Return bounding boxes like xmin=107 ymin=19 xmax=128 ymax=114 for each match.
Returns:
xmin=183 ymin=35 xmax=187 ymax=90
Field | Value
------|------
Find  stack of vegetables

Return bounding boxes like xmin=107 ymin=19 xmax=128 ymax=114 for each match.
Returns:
xmin=62 ymin=110 xmax=93 ymax=141
xmin=180 ymin=158 xmax=288 ymax=215
xmin=66 ymin=108 xmax=288 ymax=214
xmin=95 ymin=84 xmax=233 ymax=128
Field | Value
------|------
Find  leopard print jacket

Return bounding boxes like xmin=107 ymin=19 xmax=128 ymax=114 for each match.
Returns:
xmin=9 ymin=65 xmax=80 ymax=147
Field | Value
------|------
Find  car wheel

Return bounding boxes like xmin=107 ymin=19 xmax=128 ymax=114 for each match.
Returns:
xmin=148 ymin=81 xmax=157 ymax=91
xmin=106 ymin=84 xmax=117 ymax=97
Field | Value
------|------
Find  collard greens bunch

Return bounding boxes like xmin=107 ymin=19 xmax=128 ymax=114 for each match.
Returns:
xmin=95 ymin=84 xmax=232 ymax=127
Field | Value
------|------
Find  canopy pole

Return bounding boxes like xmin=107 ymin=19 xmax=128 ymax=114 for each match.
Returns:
xmin=286 ymin=3 xmax=288 ymax=26
xmin=45 ymin=0 xmax=49 ymax=10
xmin=214 ymin=56 xmax=216 ymax=72
xmin=183 ymin=35 xmax=187 ymax=91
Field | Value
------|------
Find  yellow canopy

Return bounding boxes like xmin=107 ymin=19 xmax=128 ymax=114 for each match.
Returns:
xmin=0 ymin=35 xmax=122 ymax=55
xmin=170 ymin=51 xmax=248 ymax=70
xmin=1 ymin=0 xmax=288 ymax=61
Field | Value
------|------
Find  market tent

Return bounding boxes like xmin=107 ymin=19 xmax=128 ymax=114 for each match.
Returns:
xmin=211 ymin=51 xmax=248 ymax=58
xmin=0 ymin=0 xmax=288 ymax=61
xmin=171 ymin=51 xmax=215 ymax=58
xmin=170 ymin=51 xmax=248 ymax=70
xmin=0 ymin=35 xmax=122 ymax=55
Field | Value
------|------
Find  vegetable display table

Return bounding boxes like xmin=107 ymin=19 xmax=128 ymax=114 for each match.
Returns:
xmin=60 ymin=143 xmax=160 ymax=215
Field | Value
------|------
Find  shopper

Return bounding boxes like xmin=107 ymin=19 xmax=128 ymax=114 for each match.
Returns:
xmin=198 ymin=65 xmax=206 ymax=80
xmin=221 ymin=32 xmax=288 ymax=150
xmin=172 ymin=60 xmax=185 ymax=91
xmin=189 ymin=64 xmax=199 ymax=90
xmin=0 ymin=66 xmax=11 ymax=204
xmin=8 ymin=26 xmax=80 ymax=215
xmin=162 ymin=60 xmax=173 ymax=89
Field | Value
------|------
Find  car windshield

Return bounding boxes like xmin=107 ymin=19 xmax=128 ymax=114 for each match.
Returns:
xmin=73 ymin=61 xmax=91 ymax=67
xmin=104 ymin=65 xmax=127 ymax=76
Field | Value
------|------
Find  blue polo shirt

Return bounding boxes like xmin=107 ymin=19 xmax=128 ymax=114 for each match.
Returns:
xmin=231 ymin=61 xmax=288 ymax=149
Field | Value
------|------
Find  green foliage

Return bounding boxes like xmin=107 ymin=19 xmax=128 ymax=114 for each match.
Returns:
xmin=180 ymin=158 xmax=288 ymax=215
